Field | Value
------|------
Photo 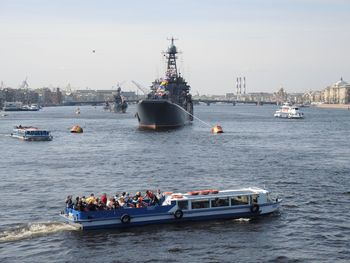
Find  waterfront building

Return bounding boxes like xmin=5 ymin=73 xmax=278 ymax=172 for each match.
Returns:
xmin=322 ymin=78 xmax=350 ymax=104
xmin=302 ymin=91 xmax=322 ymax=104
xmin=274 ymin=87 xmax=288 ymax=104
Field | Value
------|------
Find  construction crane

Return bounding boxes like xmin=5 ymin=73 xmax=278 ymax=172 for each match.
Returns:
xmin=131 ymin=80 xmax=149 ymax=95
xmin=19 ymin=77 xmax=29 ymax=89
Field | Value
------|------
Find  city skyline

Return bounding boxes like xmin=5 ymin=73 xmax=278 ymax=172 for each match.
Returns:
xmin=0 ymin=0 xmax=349 ymax=94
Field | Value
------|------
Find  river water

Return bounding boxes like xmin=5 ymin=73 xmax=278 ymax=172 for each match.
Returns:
xmin=0 ymin=104 xmax=349 ymax=263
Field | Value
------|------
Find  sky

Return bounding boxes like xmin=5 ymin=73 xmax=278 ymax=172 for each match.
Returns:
xmin=0 ymin=0 xmax=349 ymax=95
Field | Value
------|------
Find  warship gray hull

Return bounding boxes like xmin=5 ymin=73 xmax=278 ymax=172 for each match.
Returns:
xmin=136 ymin=100 xmax=188 ymax=129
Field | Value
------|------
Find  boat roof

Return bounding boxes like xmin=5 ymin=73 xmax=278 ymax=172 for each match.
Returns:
xmin=14 ymin=126 xmax=49 ymax=131
xmin=167 ymin=187 xmax=269 ymax=201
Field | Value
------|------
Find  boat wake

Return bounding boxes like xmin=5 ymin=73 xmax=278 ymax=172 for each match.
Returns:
xmin=0 ymin=222 xmax=79 ymax=243
xmin=233 ymin=218 xmax=251 ymax=223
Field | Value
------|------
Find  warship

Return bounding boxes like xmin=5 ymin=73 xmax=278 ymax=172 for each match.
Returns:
xmin=110 ymin=86 xmax=128 ymax=113
xmin=135 ymin=38 xmax=193 ymax=129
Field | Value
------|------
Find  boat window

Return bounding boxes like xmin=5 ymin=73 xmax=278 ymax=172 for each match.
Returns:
xmin=211 ymin=197 xmax=230 ymax=207
xmin=177 ymin=200 xmax=188 ymax=210
xmin=191 ymin=199 xmax=210 ymax=209
xmin=231 ymin=195 xmax=249 ymax=206
xmin=253 ymin=195 xmax=258 ymax=203
xmin=25 ymin=131 xmax=29 ymax=135
xmin=211 ymin=197 xmax=229 ymax=207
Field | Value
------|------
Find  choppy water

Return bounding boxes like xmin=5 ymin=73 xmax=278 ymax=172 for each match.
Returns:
xmin=0 ymin=104 xmax=349 ymax=263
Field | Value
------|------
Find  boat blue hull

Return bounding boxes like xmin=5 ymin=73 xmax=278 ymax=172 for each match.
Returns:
xmin=60 ymin=201 xmax=281 ymax=230
xmin=75 ymin=211 xmax=257 ymax=230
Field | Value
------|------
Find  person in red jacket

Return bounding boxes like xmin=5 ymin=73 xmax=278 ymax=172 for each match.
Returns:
xmin=100 ymin=193 xmax=107 ymax=205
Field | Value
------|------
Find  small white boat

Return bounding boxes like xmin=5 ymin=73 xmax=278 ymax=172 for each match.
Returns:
xmin=11 ymin=126 xmax=53 ymax=141
xmin=274 ymin=103 xmax=304 ymax=119
xmin=60 ymin=187 xmax=281 ymax=230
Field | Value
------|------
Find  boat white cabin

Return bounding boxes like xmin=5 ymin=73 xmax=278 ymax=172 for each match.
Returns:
xmin=60 ymin=187 xmax=281 ymax=230
xmin=274 ymin=103 xmax=304 ymax=119
xmin=2 ymin=102 xmax=23 ymax=111
xmin=11 ymin=126 xmax=53 ymax=141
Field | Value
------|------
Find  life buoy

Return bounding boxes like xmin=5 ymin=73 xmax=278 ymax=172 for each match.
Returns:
xmin=163 ymin=191 xmax=173 ymax=196
xmin=250 ymin=204 xmax=260 ymax=214
xmin=121 ymin=214 xmax=131 ymax=224
xmin=199 ymin=190 xmax=210 ymax=195
xmin=171 ymin=194 xmax=183 ymax=199
xmin=187 ymin=191 xmax=200 ymax=195
xmin=174 ymin=209 xmax=183 ymax=219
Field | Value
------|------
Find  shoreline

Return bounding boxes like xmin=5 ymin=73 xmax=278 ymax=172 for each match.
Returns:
xmin=315 ymin=104 xmax=350 ymax=110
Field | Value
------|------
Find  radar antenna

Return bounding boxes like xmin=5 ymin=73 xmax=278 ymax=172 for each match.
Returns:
xmin=164 ymin=37 xmax=181 ymax=78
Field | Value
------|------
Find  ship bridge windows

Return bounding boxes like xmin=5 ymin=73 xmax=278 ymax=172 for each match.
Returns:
xmin=177 ymin=200 xmax=188 ymax=210
xmin=211 ymin=197 xmax=229 ymax=207
xmin=231 ymin=195 xmax=249 ymax=206
xmin=191 ymin=199 xmax=210 ymax=209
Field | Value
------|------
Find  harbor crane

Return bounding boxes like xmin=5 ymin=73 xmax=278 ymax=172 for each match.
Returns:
xmin=19 ymin=77 xmax=29 ymax=89
xmin=131 ymin=80 xmax=149 ymax=95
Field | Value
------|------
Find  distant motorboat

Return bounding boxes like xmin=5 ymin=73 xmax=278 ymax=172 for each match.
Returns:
xmin=21 ymin=104 xmax=40 ymax=111
xmin=274 ymin=103 xmax=304 ymax=119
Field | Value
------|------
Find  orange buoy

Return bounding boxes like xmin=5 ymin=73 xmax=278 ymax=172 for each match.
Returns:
xmin=163 ymin=191 xmax=173 ymax=196
xmin=212 ymin=124 xmax=223 ymax=134
xmin=70 ymin=125 xmax=83 ymax=133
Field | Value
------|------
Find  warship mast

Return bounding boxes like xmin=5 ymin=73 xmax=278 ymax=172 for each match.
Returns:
xmin=166 ymin=37 xmax=179 ymax=79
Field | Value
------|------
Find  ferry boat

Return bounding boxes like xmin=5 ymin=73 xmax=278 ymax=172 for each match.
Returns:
xmin=274 ymin=103 xmax=304 ymax=119
xmin=3 ymin=102 xmax=40 ymax=111
xmin=60 ymin=187 xmax=281 ymax=230
xmin=11 ymin=126 xmax=53 ymax=141
xmin=3 ymin=102 xmax=23 ymax=111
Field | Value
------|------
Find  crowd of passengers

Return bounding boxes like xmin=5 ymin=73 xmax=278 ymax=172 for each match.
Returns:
xmin=65 ymin=190 xmax=164 ymax=212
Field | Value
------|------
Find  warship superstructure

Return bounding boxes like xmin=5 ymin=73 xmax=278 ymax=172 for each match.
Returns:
xmin=136 ymin=38 xmax=193 ymax=129
xmin=110 ymin=86 xmax=128 ymax=113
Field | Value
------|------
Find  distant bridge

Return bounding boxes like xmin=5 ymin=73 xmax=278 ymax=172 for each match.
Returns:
xmin=62 ymin=99 xmax=276 ymax=106
xmin=193 ymin=99 xmax=276 ymax=106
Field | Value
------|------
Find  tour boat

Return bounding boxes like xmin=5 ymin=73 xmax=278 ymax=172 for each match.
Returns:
xmin=274 ymin=103 xmax=304 ymax=119
xmin=60 ymin=187 xmax=281 ymax=230
xmin=11 ymin=126 xmax=53 ymax=141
